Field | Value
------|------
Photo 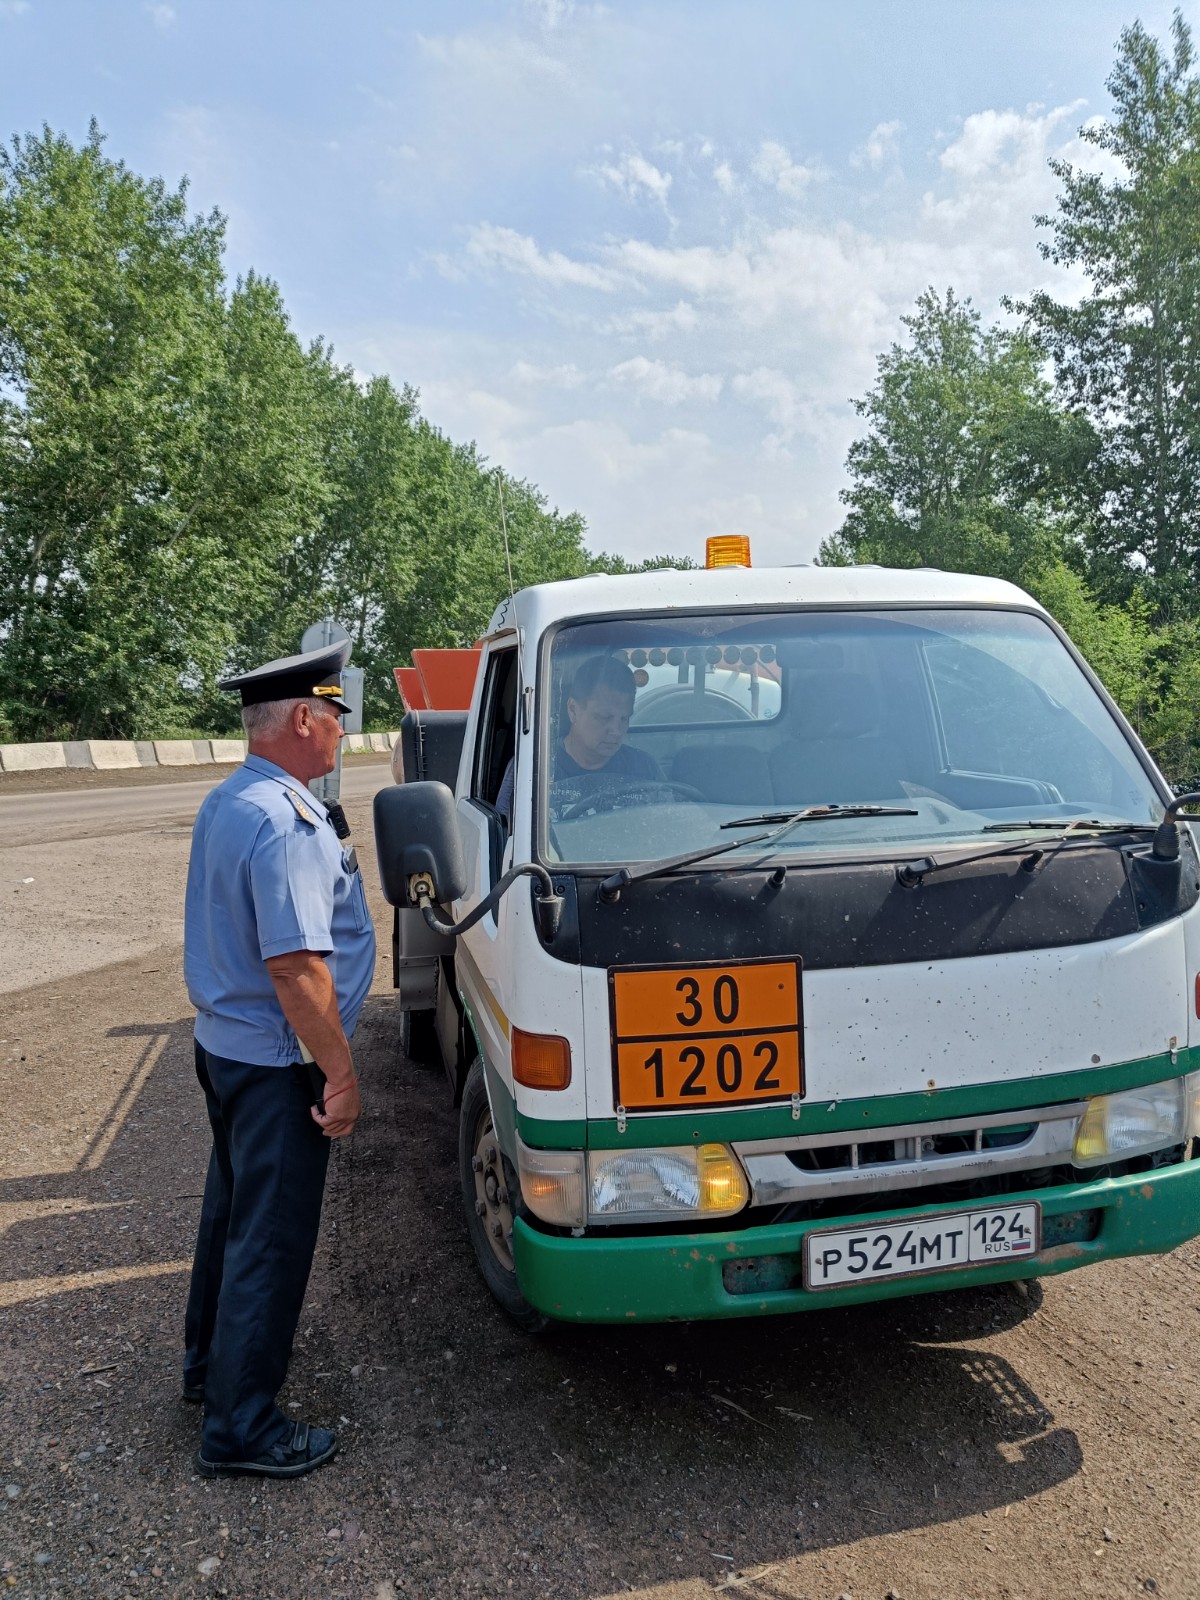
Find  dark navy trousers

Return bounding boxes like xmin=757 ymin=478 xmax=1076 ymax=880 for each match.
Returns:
xmin=184 ymin=1040 xmax=331 ymax=1461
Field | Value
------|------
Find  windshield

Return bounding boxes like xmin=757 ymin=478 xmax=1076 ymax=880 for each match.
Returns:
xmin=538 ymin=608 xmax=1165 ymax=869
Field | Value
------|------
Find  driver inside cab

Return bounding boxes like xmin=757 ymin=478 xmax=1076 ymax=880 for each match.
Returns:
xmin=496 ymin=654 xmax=660 ymax=822
xmin=556 ymin=654 xmax=660 ymax=783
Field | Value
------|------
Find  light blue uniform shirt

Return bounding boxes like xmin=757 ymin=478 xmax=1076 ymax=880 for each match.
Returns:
xmin=184 ymin=755 xmax=376 ymax=1066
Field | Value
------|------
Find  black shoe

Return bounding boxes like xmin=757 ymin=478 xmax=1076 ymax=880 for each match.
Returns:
xmin=195 ymin=1421 xmax=338 ymax=1480
xmin=181 ymin=1384 xmax=204 ymax=1404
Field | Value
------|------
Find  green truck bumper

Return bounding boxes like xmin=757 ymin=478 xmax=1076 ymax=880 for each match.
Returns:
xmin=512 ymin=1156 xmax=1200 ymax=1323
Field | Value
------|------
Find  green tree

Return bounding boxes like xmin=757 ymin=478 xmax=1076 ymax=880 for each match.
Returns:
xmin=818 ymin=286 xmax=1178 ymax=743
xmin=1024 ymin=559 xmax=1161 ymax=732
xmin=0 ymin=122 xmax=229 ymax=737
xmin=1016 ymin=11 xmax=1200 ymax=614
xmin=819 ymin=287 xmax=1096 ymax=583
xmin=0 ymin=122 xmax=682 ymax=740
xmin=188 ymin=279 xmax=341 ymax=698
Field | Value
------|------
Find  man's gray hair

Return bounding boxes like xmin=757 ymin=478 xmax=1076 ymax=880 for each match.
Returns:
xmin=241 ymin=696 xmax=327 ymax=740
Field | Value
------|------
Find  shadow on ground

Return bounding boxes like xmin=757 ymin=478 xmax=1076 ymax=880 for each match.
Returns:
xmin=0 ymin=971 xmax=1078 ymax=1599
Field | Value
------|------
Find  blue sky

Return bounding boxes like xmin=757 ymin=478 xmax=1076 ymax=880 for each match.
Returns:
xmin=2 ymin=0 xmax=1195 ymax=565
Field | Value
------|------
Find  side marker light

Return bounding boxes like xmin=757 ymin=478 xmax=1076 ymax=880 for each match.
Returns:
xmin=512 ymin=1028 xmax=571 ymax=1090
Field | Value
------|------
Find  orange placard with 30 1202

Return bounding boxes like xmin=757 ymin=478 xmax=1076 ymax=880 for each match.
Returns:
xmin=609 ymin=958 xmax=803 ymax=1113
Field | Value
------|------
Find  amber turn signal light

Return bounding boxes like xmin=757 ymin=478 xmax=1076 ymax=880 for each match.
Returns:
xmin=705 ymin=534 xmax=752 ymax=568
xmin=512 ymin=1028 xmax=572 ymax=1090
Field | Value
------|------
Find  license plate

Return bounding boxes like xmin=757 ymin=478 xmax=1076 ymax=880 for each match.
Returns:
xmin=609 ymin=958 xmax=803 ymax=1112
xmin=804 ymin=1202 xmax=1040 ymax=1290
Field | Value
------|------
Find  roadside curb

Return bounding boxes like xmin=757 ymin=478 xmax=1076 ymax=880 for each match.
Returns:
xmin=0 ymin=732 xmax=401 ymax=774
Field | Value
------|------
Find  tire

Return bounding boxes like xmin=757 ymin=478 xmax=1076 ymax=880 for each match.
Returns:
xmin=458 ymin=1058 xmax=549 ymax=1333
xmin=399 ymin=1007 xmax=438 ymax=1067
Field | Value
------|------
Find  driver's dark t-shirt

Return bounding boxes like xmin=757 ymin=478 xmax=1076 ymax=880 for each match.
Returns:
xmin=554 ymin=743 xmax=661 ymax=783
xmin=495 ymin=741 xmax=661 ymax=823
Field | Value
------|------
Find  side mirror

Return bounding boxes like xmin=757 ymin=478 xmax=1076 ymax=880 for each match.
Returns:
xmin=374 ymin=781 xmax=468 ymax=906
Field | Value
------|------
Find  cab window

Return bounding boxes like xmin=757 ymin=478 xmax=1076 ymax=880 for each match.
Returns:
xmin=471 ymin=645 xmax=519 ymax=814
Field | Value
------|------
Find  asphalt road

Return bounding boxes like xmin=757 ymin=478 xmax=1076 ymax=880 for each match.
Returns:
xmin=0 ymin=760 xmax=392 ymax=848
xmin=1 ymin=764 xmax=1198 ymax=1599
xmin=0 ymin=763 xmax=392 ymax=995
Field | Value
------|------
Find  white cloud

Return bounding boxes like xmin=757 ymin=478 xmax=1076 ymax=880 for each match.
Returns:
xmin=713 ymin=161 xmax=735 ymax=195
xmin=528 ymin=416 xmax=713 ymax=484
xmin=853 ymin=119 xmax=902 ymax=168
xmin=920 ymin=102 xmax=1087 ymax=273
xmin=511 ymin=360 xmax=586 ymax=388
xmin=593 ymin=150 xmax=673 ymax=207
xmin=609 ymin=357 xmax=722 ymax=405
xmin=938 ymin=103 xmax=1078 ymax=180
xmin=421 ymin=381 xmax=532 ymax=441
xmin=522 ymin=0 xmax=607 ymax=27
xmin=353 ymin=70 xmax=1116 ymax=569
xmin=417 ymin=27 xmax=569 ymax=90
xmin=732 ymin=367 xmax=804 ymax=433
xmin=751 ymin=140 xmax=819 ymax=197
xmin=0 ymin=1 xmax=30 ymax=14
xmin=604 ymin=300 xmax=699 ymax=340
xmin=144 ymin=2 xmax=175 ymax=27
xmin=462 ymin=222 xmax=623 ymax=291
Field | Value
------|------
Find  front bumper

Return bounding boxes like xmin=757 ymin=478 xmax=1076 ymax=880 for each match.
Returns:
xmin=512 ymin=1156 xmax=1200 ymax=1322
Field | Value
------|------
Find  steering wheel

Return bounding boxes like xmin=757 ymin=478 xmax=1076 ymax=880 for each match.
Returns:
xmin=559 ymin=780 xmax=707 ymax=820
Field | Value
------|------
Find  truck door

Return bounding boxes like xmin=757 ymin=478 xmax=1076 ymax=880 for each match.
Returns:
xmin=454 ymin=641 xmax=520 ymax=1072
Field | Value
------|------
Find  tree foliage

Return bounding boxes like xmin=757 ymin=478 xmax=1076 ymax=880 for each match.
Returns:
xmin=0 ymin=123 xmax=672 ymax=740
xmin=1015 ymin=12 xmax=1200 ymax=614
xmin=817 ymin=286 xmax=1167 ymax=734
xmin=819 ymin=288 xmax=1096 ymax=585
xmin=819 ymin=13 xmax=1200 ymax=782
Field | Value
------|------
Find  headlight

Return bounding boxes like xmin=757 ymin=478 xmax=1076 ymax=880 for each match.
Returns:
xmin=515 ymin=1141 xmax=585 ymax=1228
xmin=1073 ymin=1078 xmax=1189 ymax=1166
xmin=587 ymin=1143 xmax=749 ymax=1222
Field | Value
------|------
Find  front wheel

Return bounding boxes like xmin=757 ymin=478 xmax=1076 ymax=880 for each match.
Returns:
xmin=458 ymin=1058 xmax=549 ymax=1333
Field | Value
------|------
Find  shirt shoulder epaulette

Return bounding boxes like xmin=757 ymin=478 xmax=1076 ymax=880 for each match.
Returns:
xmin=281 ymin=787 xmax=319 ymax=827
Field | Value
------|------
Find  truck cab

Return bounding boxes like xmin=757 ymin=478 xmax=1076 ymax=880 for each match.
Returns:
xmin=374 ymin=558 xmax=1200 ymax=1327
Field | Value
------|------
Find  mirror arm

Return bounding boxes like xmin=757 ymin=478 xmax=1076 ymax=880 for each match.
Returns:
xmin=411 ymin=862 xmax=563 ymax=941
xmin=1150 ymin=790 xmax=1200 ymax=861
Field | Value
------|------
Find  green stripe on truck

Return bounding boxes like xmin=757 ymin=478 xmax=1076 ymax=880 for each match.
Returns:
xmin=512 ymin=1045 xmax=1196 ymax=1150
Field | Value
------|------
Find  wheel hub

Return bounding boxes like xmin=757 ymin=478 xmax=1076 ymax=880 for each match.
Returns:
xmin=472 ymin=1114 xmax=515 ymax=1270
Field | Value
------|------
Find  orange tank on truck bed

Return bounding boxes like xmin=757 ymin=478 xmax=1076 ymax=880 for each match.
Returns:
xmin=393 ymin=648 xmax=482 ymax=713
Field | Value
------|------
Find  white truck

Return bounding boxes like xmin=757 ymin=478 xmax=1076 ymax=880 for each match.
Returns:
xmin=373 ymin=547 xmax=1200 ymax=1328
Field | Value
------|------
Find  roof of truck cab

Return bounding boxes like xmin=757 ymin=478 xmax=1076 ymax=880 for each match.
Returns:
xmin=483 ymin=565 xmax=1046 ymax=640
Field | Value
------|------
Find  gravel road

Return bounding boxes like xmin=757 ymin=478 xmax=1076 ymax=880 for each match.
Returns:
xmin=1 ymin=763 xmax=1198 ymax=1599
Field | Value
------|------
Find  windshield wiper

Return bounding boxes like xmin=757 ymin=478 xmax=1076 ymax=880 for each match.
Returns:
xmin=596 ymin=804 xmax=917 ymax=902
xmin=982 ymin=818 xmax=1153 ymax=834
xmin=896 ymin=823 xmax=1151 ymax=887
xmin=721 ymin=804 xmax=918 ymax=830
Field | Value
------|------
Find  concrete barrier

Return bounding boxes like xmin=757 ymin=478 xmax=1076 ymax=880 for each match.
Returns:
xmin=0 ymin=741 xmax=67 ymax=773
xmin=87 ymin=741 xmax=142 ymax=770
xmin=2 ymin=730 xmax=373 ymax=773
xmin=154 ymin=739 xmax=212 ymax=766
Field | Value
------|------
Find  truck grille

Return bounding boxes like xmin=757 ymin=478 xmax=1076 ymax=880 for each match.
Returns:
xmin=733 ymin=1103 xmax=1087 ymax=1208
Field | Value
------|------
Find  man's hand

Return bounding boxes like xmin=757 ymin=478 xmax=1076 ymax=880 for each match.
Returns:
xmin=266 ymin=949 xmax=361 ymax=1139
xmin=312 ymin=1075 xmax=361 ymax=1138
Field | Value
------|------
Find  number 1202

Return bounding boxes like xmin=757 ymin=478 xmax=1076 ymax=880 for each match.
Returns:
xmin=643 ymin=1039 xmax=782 ymax=1099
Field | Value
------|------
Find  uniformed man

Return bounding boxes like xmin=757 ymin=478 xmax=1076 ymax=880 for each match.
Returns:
xmin=181 ymin=641 xmax=376 ymax=1479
